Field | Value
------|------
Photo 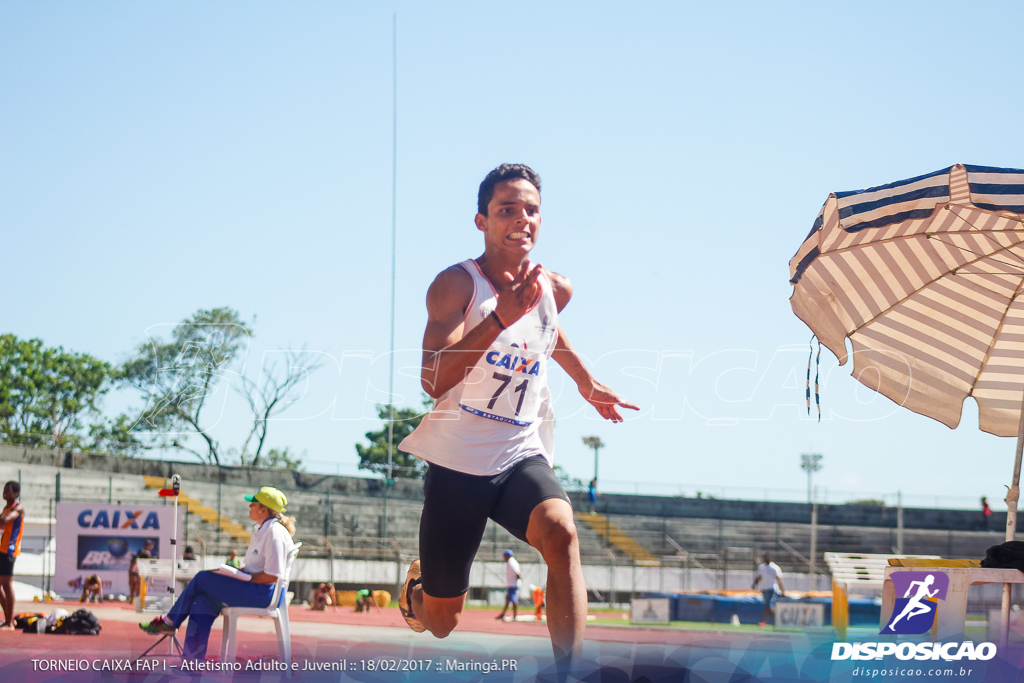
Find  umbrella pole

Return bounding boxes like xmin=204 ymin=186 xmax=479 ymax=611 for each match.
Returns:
xmin=1000 ymin=398 xmax=1024 ymax=648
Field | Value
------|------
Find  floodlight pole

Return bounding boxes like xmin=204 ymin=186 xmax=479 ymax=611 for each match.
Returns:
xmin=800 ymin=453 xmax=822 ymax=504
xmin=809 ymin=487 xmax=818 ymax=590
xmin=582 ymin=436 xmax=604 ymax=483
xmin=383 ymin=12 xmax=398 ymax=543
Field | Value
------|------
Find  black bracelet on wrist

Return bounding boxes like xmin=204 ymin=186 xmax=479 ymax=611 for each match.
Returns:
xmin=490 ymin=310 xmax=507 ymax=330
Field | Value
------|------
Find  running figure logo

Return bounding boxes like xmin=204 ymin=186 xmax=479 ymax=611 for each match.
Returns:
xmin=881 ymin=572 xmax=949 ymax=635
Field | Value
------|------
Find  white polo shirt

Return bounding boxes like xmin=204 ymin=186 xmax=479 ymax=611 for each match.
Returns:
xmin=756 ymin=562 xmax=782 ymax=592
xmin=506 ymin=556 xmax=521 ymax=589
xmin=243 ymin=517 xmax=294 ymax=578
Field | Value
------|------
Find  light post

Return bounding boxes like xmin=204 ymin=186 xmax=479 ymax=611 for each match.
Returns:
xmin=582 ymin=436 xmax=604 ymax=483
xmin=800 ymin=453 xmax=822 ymax=504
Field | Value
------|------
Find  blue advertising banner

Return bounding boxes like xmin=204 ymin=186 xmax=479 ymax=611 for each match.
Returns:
xmin=75 ymin=536 xmax=160 ymax=571
xmin=55 ymin=502 xmax=181 ymax=598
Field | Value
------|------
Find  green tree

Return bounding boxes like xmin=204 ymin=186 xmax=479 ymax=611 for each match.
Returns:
xmin=553 ymin=465 xmax=585 ymax=493
xmin=223 ymin=445 xmax=306 ymax=471
xmin=0 ymin=334 xmax=112 ymax=449
xmin=119 ymin=307 xmax=253 ymax=465
xmin=355 ymin=400 xmax=431 ymax=479
xmin=87 ymin=413 xmax=145 ymax=456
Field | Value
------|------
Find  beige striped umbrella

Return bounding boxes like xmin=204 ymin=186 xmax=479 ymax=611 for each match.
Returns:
xmin=790 ymin=163 xmax=1024 ymax=637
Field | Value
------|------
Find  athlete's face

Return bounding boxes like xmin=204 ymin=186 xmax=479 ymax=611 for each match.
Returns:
xmin=2 ymin=485 xmax=15 ymax=503
xmin=475 ymin=179 xmax=541 ymax=258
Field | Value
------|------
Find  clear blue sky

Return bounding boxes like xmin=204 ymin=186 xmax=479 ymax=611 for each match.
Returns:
xmin=3 ymin=1 xmax=1023 ymax=509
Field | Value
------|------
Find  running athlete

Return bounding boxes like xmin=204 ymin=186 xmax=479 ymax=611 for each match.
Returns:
xmin=398 ymin=164 xmax=638 ymax=672
xmin=0 ymin=481 xmax=25 ymax=629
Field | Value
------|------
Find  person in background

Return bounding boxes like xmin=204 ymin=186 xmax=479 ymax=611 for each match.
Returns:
xmin=981 ymin=497 xmax=992 ymax=531
xmin=752 ymin=554 xmax=786 ymax=626
xmin=80 ymin=574 xmax=103 ymax=603
xmin=0 ymin=481 xmax=25 ymax=630
xmin=140 ymin=487 xmax=296 ymax=661
xmin=356 ymin=588 xmax=374 ymax=612
xmin=182 ymin=546 xmax=197 ymax=561
xmin=226 ymin=549 xmax=241 ymax=568
xmin=136 ymin=539 xmax=156 ymax=559
xmin=128 ymin=555 xmax=141 ymax=605
xmin=588 ymin=479 xmax=598 ymax=514
xmin=495 ymin=550 xmax=522 ymax=622
xmin=310 ymin=582 xmax=336 ymax=611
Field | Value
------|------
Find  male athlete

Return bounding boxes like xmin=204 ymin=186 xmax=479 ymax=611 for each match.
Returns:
xmin=399 ymin=164 xmax=638 ymax=671
xmin=0 ymin=481 xmax=25 ymax=629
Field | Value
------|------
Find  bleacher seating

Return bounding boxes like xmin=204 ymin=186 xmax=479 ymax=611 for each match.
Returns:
xmin=594 ymin=512 xmax=1001 ymax=577
xmin=0 ymin=446 xmax=1005 ymax=596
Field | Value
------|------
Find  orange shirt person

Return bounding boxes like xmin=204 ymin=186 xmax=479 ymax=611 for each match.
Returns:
xmin=0 ymin=481 xmax=25 ymax=629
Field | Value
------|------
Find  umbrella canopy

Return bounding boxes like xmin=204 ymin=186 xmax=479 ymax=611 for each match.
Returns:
xmin=790 ymin=163 xmax=1024 ymax=644
xmin=790 ymin=163 xmax=1024 ymax=437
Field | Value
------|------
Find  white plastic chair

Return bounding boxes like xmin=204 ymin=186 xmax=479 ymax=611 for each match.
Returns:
xmin=220 ymin=542 xmax=302 ymax=667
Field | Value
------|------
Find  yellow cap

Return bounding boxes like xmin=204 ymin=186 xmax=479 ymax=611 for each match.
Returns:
xmin=244 ymin=486 xmax=287 ymax=513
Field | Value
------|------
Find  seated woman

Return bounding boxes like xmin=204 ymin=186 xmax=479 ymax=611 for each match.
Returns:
xmin=80 ymin=574 xmax=103 ymax=603
xmin=139 ymin=487 xmax=296 ymax=661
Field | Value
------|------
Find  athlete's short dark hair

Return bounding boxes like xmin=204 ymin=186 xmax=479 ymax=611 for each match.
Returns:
xmin=477 ymin=164 xmax=541 ymax=216
xmin=4 ymin=481 xmax=19 ymax=495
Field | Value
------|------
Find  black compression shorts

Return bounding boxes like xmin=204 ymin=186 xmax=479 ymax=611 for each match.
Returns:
xmin=0 ymin=554 xmax=15 ymax=577
xmin=419 ymin=456 xmax=569 ymax=599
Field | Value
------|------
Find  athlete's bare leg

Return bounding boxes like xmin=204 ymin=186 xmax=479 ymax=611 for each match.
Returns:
xmin=0 ymin=576 xmax=14 ymax=628
xmin=526 ymin=498 xmax=586 ymax=669
xmin=410 ymin=588 xmax=465 ymax=639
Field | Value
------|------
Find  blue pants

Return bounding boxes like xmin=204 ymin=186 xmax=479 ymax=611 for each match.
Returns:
xmin=166 ymin=570 xmax=274 ymax=660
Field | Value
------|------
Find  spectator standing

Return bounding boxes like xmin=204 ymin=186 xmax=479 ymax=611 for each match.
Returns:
xmin=0 ymin=481 xmax=25 ymax=629
xmin=752 ymin=554 xmax=786 ymax=626
xmin=128 ymin=555 xmax=141 ymax=605
xmin=495 ymin=550 xmax=522 ymax=622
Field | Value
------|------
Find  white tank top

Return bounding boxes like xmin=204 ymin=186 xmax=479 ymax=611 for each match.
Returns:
xmin=399 ymin=259 xmax=559 ymax=475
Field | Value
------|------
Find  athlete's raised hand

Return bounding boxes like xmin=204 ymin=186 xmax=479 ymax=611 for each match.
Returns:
xmin=494 ymin=260 xmax=544 ymax=327
xmin=581 ymin=381 xmax=640 ymax=423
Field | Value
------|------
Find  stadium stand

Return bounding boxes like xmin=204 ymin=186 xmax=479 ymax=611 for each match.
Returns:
xmin=0 ymin=444 xmax=1011 ymax=613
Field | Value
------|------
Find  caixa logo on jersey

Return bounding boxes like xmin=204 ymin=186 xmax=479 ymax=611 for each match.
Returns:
xmin=484 ymin=350 xmax=542 ymax=376
xmin=77 ymin=509 xmax=160 ymax=530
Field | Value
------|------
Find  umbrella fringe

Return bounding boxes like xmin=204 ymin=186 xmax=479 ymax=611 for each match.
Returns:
xmin=807 ymin=336 xmax=821 ymax=422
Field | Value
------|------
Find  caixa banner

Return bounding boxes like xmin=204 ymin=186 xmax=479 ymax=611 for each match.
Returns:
xmin=55 ymin=502 xmax=182 ymax=598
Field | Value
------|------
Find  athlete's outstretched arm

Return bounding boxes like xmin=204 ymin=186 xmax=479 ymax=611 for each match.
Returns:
xmin=420 ymin=262 xmax=545 ymax=399
xmin=552 ymin=326 xmax=639 ymax=423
